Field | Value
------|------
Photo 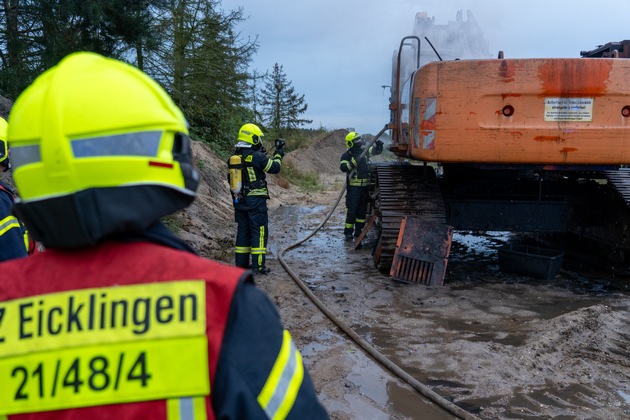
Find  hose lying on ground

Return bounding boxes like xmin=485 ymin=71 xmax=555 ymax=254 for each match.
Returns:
xmin=276 ymin=125 xmax=480 ymax=420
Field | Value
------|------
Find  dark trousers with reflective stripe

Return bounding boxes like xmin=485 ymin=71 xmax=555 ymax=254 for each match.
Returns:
xmin=234 ymin=195 xmax=269 ymax=270
xmin=344 ymin=185 xmax=369 ymax=237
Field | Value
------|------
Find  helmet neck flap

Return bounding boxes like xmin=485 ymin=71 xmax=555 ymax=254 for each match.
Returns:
xmin=13 ymin=185 xmax=194 ymax=248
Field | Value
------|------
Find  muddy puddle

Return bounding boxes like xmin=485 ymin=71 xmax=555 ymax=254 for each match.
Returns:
xmin=269 ymin=204 xmax=630 ymax=419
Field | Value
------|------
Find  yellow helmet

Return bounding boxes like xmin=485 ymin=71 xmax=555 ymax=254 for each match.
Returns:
xmin=0 ymin=117 xmax=8 ymax=169
xmin=8 ymin=51 xmax=199 ymax=248
xmin=237 ymin=123 xmax=264 ymax=147
xmin=345 ymin=131 xmax=362 ymax=149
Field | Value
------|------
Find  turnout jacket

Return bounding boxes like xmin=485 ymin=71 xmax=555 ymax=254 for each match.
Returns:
xmin=231 ymin=147 xmax=282 ymax=199
xmin=339 ymin=143 xmax=382 ymax=187
xmin=0 ymin=240 xmax=327 ymax=419
xmin=0 ymin=181 xmax=31 ymax=260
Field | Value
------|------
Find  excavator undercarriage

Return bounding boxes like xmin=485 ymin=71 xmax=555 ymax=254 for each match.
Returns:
xmin=369 ymin=162 xmax=630 ymax=283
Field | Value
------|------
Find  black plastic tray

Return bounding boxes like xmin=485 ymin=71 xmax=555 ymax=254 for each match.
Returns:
xmin=498 ymin=244 xmax=564 ymax=280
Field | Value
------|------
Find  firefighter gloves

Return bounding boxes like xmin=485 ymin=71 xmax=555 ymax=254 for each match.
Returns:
xmin=274 ymin=138 xmax=285 ymax=158
xmin=375 ymin=140 xmax=384 ymax=154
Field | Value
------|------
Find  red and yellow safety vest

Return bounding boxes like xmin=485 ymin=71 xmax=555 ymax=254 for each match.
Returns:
xmin=0 ymin=241 xmax=328 ymax=419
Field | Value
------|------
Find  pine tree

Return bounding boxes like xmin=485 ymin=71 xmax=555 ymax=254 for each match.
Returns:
xmin=0 ymin=0 xmax=256 ymax=152
xmin=0 ymin=0 xmax=165 ymax=99
xmin=139 ymin=0 xmax=257 ymax=151
xmin=260 ymin=63 xmax=312 ymax=136
xmin=247 ymin=69 xmax=266 ymax=125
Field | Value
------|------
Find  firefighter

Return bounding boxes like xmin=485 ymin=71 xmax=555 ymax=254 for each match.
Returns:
xmin=0 ymin=116 xmax=34 ymax=260
xmin=229 ymin=123 xmax=284 ymax=274
xmin=1 ymin=52 xmax=328 ymax=419
xmin=339 ymin=131 xmax=383 ymax=241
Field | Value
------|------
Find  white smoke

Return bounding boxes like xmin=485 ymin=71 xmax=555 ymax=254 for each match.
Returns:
xmin=394 ymin=9 xmax=493 ymax=87
xmin=413 ymin=10 xmax=493 ymax=65
xmin=391 ymin=10 xmax=493 ymax=130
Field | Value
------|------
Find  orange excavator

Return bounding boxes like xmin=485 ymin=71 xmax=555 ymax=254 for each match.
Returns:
xmin=371 ymin=37 xmax=630 ymax=285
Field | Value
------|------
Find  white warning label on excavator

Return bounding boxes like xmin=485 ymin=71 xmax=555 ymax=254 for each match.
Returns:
xmin=544 ymin=98 xmax=593 ymax=122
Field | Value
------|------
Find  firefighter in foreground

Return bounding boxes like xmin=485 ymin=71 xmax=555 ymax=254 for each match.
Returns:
xmin=0 ymin=52 xmax=328 ymax=419
xmin=340 ymin=131 xmax=383 ymax=241
xmin=0 ymin=116 xmax=33 ymax=260
xmin=228 ymin=124 xmax=284 ymax=274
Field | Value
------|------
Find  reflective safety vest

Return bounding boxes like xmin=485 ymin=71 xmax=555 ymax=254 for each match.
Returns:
xmin=0 ymin=241 xmax=327 ymax=419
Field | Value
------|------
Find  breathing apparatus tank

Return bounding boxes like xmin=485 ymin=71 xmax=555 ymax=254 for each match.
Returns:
xmin=228 ymin=154 xmax=243 ymax=202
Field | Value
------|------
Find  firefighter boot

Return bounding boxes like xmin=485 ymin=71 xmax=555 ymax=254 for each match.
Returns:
xmin=252 ymin=265 xmax=271 ymax=275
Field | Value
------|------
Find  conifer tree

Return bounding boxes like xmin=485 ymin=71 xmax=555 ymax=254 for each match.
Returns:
xmin=260 ymin=63 xmax=312 ymax=136
xmin=0 ymin=0 xmax=256 ymax=152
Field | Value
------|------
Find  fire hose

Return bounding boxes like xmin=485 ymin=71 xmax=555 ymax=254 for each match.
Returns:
xmin=276 ymin=125 xmax=480 ymax=420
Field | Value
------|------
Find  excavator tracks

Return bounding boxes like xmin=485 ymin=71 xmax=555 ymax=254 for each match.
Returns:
xmin=603 ymin=168 xmax=630 ymax=205
xmin=371 ymin=162 xmax=446 ymax=272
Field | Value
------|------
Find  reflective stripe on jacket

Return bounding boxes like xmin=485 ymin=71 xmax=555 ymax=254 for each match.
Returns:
xmin=340 ymin=145 xmax=377 ymax=187
xmin=0 ymin=183 xmax=29 ymax=260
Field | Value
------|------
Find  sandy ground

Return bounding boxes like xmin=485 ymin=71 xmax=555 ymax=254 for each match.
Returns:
xmin=176 ymin=132 xmax=630 ymax=419
xmin=263 ymin=206 xmax=630 ymax=419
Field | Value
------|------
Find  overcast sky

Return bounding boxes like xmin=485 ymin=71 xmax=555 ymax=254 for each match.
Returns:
xmin=220 ymin=0 xmax=630 ymax=135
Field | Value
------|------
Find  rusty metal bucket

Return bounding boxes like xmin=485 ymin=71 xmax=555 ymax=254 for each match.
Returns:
xmin=390 ymin=216 xmax=453 ymax=286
